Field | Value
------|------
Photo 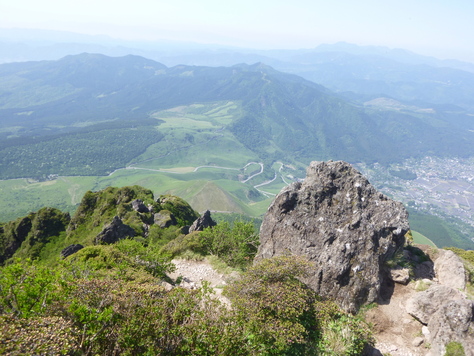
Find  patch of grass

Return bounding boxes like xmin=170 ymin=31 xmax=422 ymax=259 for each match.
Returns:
xmin=445 ymin=341 xmax=465 ymax=356
xmin=414 ymin=279 xmax=431 ymax=292
xmin=357 ymin=302 xmax=378 ymax=318
xmin=411 ymin=230 xmax=437 ymax=247
xmin=206 ymin=255 xmax=238 ymax=275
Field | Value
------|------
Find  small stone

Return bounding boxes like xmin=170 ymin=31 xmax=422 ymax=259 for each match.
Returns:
xmin=390 ymin=267 xmax=410 ymax=284
xmin=422 ymin=326 xmax=430 ymax=338
xmin=412 ymin=337 xmax=424 ymax=347
xmin=160 ymin=281 xmax=174 ymax=291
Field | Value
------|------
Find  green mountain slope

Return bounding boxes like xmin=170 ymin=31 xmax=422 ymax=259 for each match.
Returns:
xmin=1 ymin=54 xmax=473 ymax=171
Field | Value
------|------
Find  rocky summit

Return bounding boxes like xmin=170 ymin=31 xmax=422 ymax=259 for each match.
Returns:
xmin=255 ymin=160 xmax=409 ymax=313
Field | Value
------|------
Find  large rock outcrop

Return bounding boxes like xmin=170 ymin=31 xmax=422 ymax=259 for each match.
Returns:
xmin=404 ymin=250 xmax=474 ymax=355
xmin=189 ymin=210 xmax=216 ymax=233
xmin=154 ymin=211 xmax=177 ymax=228
xmin=131 ymin=199 xmax=149 ymax=213
xmin=434 ymin=249 xmax=466 ymax=290
xmin=255 ymin=161 xmax=409 ymax=313
xmin=94 ymin=216 xmax=136 ymax=245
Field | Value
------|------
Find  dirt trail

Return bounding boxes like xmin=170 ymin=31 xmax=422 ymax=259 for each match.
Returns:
xmin=366 ymin=282 xmax=428 ymax=356
xmin=170 ymin=258 xmax=431 ymax=355
xmin=168 ymin=259 xmax=234 ymax=303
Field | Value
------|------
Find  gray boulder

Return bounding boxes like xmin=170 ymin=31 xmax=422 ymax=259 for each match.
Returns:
xmin=427 ymin=298 xmax=474 ymax=356
xmin=255 ymin=161 xmax=409 ymax=313
xmin=60 ymin=244 xmax=84 ymax=258
xmin=405 ymin=284 xmax=466 ymax=324
xmin=131 ymin=199 xmax=149 ymax=213
xmin=94 ymin=216 xmax=136 ymax=245
xmin=189 ymin=210 xmax=216 ymax=233
xmin=154 ymin=210 xmax=177 ymax=228
xmin=389 ymin=267 xmax=410 ymax=285
xmin=434 ymin=249 xmax=466 ymax=291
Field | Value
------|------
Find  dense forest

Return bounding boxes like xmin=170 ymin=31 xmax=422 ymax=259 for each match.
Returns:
xmin=0 ymin=121 xmax=163 ymax=179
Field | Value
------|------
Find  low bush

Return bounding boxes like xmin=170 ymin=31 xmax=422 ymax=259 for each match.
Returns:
xmin=0 ymin=253 xmax=373 ymax=355
xmin=445 ymin=341 xmax=465 ymax=356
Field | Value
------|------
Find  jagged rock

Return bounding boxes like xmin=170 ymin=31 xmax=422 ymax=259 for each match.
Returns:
xmin=434 ymin=249 xmax=466 ymax=291
xmin=427 ymin=298 xmax=474 ymax=356
xmin=94 ymin=216 xmax=135 ymax=245
xmin=154 ymin=211 xmax=177 ymax=228
xmin=189 ymin=210 xmax=216 ymax=233
xmin=389 ymin=267 xmax=410 ymax=285
xmin=405 ymin=284 xmax=466 ymax=324
xmin=131 ymin=199 xmax=149 ymax=213
xmin=142 ymin=224 xmax=150 ymax=238
xmin=255 ymin=160 xmax=409 ymax=313
xmin=60 ymin=244 xmax=84 ymax=258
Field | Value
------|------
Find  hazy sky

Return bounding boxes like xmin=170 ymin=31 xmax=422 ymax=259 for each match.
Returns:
xmin=1 ymin=0 xmax=473 ymax=62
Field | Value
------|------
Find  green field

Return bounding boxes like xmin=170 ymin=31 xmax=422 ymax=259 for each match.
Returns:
xmin=411 ymin=230 xmax=437 ymax=247
xmin=0 ymin=101 xmax=291 ymax=222
xmin=0 ymin=166 xmax=275 ymax=222
xmin=407 ymin=208 xmax=474 ymax=250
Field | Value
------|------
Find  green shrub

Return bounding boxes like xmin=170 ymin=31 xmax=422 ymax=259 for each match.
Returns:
xmin=316 ymin=309 xmax=372 ymax=356
xmin=199 ymin=221 xmax=259 ymax=268
xmin=0 ymin=207 xmax=70 ymax=264
xmin=225 ymin=255 xmax=373 ymax=355
xmin=160 ymin=231 xmax=206 ymax=257
xmin=115 ymin=238 xmax=175 ymax=278
xmin=445 ymin=341 xmax=465 ymax=356
xmin=158 ymin=195 xmax=199 ymax=226
xmin=0 ymin=259 xmax=63 ymax=318
xmin=224 ymin=255 xmax=319 ymax=355
xmin=0 ymin=315 xmax=77 ymax=355
xmin=0 ymin=254 xmax=374 ymax=355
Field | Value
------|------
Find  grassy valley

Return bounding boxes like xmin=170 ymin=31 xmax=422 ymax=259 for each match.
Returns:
xmin=0 ymin=100 xmax=290 ymax=222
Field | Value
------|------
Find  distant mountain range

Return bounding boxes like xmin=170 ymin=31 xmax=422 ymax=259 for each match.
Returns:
xmin=1 ymin=52 xmax=473 ymax=180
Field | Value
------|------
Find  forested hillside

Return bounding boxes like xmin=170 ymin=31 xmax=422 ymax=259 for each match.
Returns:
xmin=1 ymin=53 xmax=473 ymax=180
